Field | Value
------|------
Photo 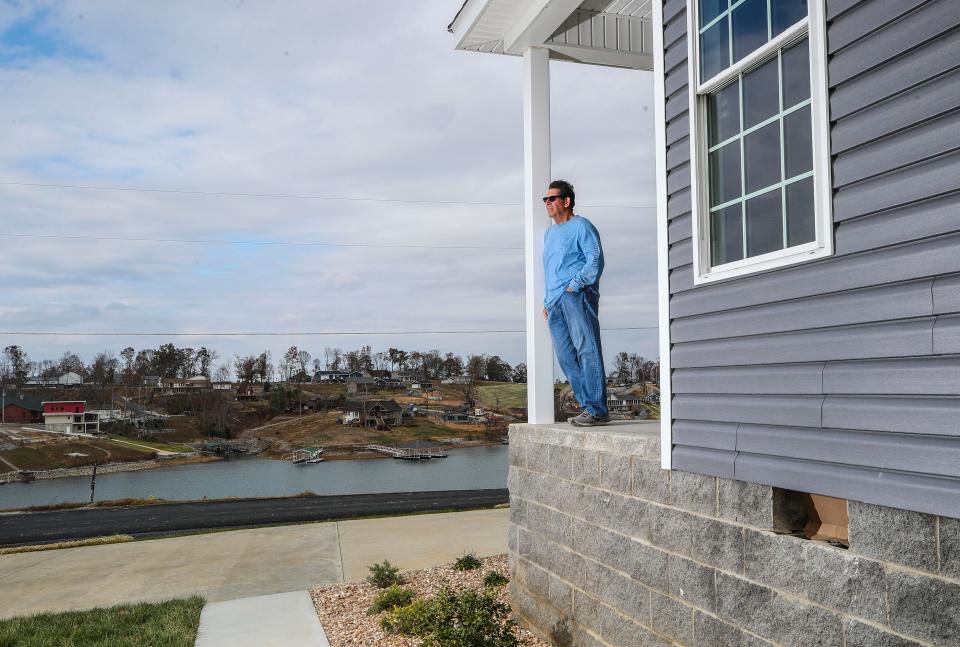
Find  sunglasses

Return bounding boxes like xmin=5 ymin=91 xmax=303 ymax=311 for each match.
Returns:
xmin=542 ymin=195 xmax=564 ymax=203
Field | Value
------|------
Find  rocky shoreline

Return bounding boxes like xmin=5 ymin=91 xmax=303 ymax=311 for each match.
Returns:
xmin=0 ymin=454 xmax=219 ymax=484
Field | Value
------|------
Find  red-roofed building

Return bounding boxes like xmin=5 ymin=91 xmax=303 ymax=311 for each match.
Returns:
xmin=42 ymin=401 xmax=100 ymax=434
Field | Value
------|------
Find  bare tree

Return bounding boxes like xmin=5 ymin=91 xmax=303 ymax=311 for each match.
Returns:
xmin=511 ymin=363 xmax=527 ymax=384
xmin=57 ymin=351 xmax=86 ymax=378
xmin=2 ymin=345 xmax=32 ymax=394
xmin=196 ymin=347 xmax=217 ymax=378
xmin=324 ymin=347 xmax=342 ymax=371
xmin=90 ymin=351 xmax=118 ymax=386
xmin=296 ymin=350 xmax=311 ymax=379
xmin=120 ymin=347 xmax=136 ymax=385
xmin=466 ymin=354 xmax=487 ymax=381
xmin=282 ymin=346 xmax=299 ymax=382
xmin=214 ymin=363 xmax=231 ymax=382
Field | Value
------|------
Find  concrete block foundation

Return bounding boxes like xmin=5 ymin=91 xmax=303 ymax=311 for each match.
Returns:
xmin=507 ymin=421 xmax=960 ymax=647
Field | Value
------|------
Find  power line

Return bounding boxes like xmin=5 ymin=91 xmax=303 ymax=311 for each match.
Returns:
xmin=0 ymin=327 xmax=657 ymax=337
xmin=0 ymin=180 xmax=657 ymax=210
xmin=0 ymin=232 xmax=523 ymax=251
xmin=0 ymin=232 xmax=646 ymax=251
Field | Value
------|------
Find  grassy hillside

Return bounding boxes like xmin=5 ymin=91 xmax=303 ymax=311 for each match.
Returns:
xmin=474 ymin=382 xmax=527 ymax=411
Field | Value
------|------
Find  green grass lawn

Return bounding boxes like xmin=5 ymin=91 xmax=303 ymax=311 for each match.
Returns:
xmin=0 ymin=596 xmax=204 ymax=647
xmin=474 ymin=382 xmax=528 ymax=411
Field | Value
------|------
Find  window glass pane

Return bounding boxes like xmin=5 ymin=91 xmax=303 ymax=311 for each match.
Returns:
xmin=742 ymin=56 xmax=778 ymax=129
xmin=745 ymin=188 xmax=783 ymax=256
xmin=700 ymin=18 xmax=729 ymax=81
xmin=786 ymin=177 xmax=815 ymax=246
xmin=783 ymin=107 xmax=812 ymax=178
xmin=709 ymin=142 xmax=741 ymax=206
xmin=781 ymin=38 xmax=810 ymax=108
xmin=708 ymin=82 xmax=740 ymax=146
xmin=731 ymin=0 xmax=768 ymax=63
xmin=699 ymin=0 xmax=726 ymax=28
xmin=743 ymin=121 xmax=780 ymax=194
xmin=772 ymin=0 xmax=807 ymax=37
xmin=711 ymin=204 xmax=744 ymax=265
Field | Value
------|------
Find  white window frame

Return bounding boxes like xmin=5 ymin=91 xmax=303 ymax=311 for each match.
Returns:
xmin=686 ymin=0 xmax=833 ymax=284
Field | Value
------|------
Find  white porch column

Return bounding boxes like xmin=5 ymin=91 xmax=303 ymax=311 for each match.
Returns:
xmin=523 ymin=47 xmax=554 ymax=424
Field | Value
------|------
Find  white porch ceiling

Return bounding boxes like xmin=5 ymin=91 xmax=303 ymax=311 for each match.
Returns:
xmin=448 ymin=0 xmax=654 ymax=70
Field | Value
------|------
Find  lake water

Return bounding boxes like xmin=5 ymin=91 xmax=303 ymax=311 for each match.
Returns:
xmin=0 ymin=445 xmax=509 ymax=510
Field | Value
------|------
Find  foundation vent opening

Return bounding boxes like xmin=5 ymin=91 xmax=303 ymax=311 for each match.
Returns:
xmin=773 ymin=488 xmax=848 ymax=548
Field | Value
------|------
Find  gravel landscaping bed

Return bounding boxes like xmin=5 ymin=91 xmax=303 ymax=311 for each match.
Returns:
xmin=311 ymin=554 xmax=549 ymax=646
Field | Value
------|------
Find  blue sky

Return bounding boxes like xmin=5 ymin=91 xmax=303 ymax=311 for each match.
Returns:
xmin=0 ymin=0 xmax=658 ymax=375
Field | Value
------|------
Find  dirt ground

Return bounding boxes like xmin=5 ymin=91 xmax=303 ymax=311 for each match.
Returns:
xmin=0 ymin=437 xmax=156 ymax=471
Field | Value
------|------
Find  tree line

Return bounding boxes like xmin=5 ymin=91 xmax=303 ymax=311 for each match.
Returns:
xmin=2 ymin=343 xmax=657 ymax=393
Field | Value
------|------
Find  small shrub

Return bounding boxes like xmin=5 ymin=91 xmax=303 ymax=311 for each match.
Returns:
xmin=366 ymin=560 xmax=404 ymax=588
xmin=453 ymin=552 xmax=482 ymax=571
xmin=380 ymin=586 xmax=524 ymax=647
xmin=483 ymin=571 xmax=509 ymax=588
xmin=367 ymin=585 xmax=415 ymax=615
xmin=379 ymin=597 xmax=436 ymax=635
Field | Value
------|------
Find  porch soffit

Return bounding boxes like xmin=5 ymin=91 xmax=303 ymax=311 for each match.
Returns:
xmin=448 ymin=0 xmax=654 ymax=70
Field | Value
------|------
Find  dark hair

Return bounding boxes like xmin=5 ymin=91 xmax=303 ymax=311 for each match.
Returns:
xmin=549 ymin=179 xmax=575 ymax=209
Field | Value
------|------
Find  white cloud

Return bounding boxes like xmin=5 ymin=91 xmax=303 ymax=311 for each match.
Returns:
xmin=0 ymin=1 xmax=660 ymax=371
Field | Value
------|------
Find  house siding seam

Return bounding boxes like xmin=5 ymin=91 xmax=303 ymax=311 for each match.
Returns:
xmin=663 ymin=0 xmax=960 ymax=519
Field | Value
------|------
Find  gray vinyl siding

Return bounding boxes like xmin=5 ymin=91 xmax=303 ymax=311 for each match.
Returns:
xmin=661 ymin=0 xmax=960 ymax=519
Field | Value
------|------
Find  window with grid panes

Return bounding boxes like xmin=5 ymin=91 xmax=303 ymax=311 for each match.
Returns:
xmin=688 ymin=0 xmax=832 ymax=281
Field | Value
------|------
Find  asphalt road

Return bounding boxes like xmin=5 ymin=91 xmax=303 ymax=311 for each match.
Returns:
xmin=0 ymin=489 xmax=509 ymax=546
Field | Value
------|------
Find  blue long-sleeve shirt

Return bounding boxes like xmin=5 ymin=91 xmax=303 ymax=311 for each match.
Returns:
xmin=543 ymin=215 xmax=604 ymax=308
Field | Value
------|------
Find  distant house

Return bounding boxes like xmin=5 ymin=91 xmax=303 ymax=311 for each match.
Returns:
xmin=58 ymin=372 xmax=83 ymax=386
xmin=412 ymin=382 xmax=433 ymax=390
xmin=160 ymin=375 xmax=211 ymax=391
xmin=1 ymin=396 xmax=44 ymax=423
xmin=308 ymin=395 xmax=341 ymax=411
xmin=25 ymin=377 xmax=57 ymax=387
xmin=314 ymin=370 xmax=348 ymax=383
xmin=368 ymin=370 xmax=391 ymax=379
xmin=340 ymin=399 xmax=403 ymax=426
xmin=441 ymin=376 xmax=472 ymax=385
xmin=212 ymin=381 xmax=233 ymax=391
xmin=143 ymin=375 xmax=161 ymax=387
xmin=607 ymin=393 xmax=645 ymax=413
xmin=442 ymin=411 xmax=471 ymax=423
xmin=42 ymin=400 xmax=100 ymax=434
xmin=346 ymin=377 xmax=379 ymax=394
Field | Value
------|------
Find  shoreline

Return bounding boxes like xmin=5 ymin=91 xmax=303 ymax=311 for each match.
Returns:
xmin=0 ymin=454 xmax=221 ymax=485
xmin=0 ymin=439 xmax=506 ymax=484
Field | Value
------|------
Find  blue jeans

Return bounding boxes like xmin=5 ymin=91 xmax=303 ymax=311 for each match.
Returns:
xmin=547 ymin=288 xmax=608 ymax=417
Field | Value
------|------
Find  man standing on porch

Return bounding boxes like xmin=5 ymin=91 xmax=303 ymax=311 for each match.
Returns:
xmin=541 ymin=180 xmax=609 ymax=426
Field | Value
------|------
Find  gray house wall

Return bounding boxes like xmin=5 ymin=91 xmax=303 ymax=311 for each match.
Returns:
xmin=661 ymin=0 xmax=960 ymax=518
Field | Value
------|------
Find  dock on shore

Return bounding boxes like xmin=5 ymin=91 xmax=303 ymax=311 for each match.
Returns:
xmin=365 ymin=444 xmax=447 ymax=460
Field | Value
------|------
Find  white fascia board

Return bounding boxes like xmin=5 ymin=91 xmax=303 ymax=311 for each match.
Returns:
xmin=449 ymin=0 xmax=493 ymax=49
xmin=503 ymin=0 xmax=583 ymax=55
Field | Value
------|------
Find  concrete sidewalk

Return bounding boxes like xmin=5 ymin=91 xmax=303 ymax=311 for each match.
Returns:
xmin=0 ymin=507 xmax=509 ymax=619
xmin=195 ymin=591 xmax=330 ymax=647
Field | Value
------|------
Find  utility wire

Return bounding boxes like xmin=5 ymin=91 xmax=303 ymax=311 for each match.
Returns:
xmin=0 ymin=180 xmax=656 ymax=210
xmin=0 ymin=232 xmax=645 ymax=251
xmin=0 ymin=232 xmax=523 ymax=251
xmin=0 ymin=327 xmax=657 ymax=337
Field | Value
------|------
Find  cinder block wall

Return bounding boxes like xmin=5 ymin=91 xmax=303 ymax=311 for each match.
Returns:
xmin=507 ymin=423 xmax=960 ymax=647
